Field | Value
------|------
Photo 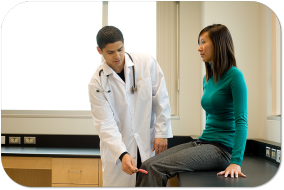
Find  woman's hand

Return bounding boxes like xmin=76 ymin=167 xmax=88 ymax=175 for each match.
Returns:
xmin=217 ymin=164 xmax=246 ymax=178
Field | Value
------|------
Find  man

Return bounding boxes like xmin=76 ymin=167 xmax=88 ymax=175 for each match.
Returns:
xmin=88 ymin=26 xmax=173 ymax=186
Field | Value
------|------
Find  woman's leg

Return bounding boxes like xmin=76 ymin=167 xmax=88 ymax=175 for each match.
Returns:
xmin=136 ymin=143 xmax=231 ymax=187
xmin=136 ymin=141 xmax=196 ymax=186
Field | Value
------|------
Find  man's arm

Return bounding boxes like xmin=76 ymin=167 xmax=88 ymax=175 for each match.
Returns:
xmin=88 ymin=79 xmax=127 ymax=164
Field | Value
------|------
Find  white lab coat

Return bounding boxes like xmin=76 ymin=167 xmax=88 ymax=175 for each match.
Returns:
xmin=88 ymin=53 xmax=173 ymax=187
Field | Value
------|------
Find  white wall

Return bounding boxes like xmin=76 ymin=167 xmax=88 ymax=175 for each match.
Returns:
xmin=1 ymin=2 xmax=281 ymax=143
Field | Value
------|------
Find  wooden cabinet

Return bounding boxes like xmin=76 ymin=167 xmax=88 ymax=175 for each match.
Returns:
xmin=52 ymin=158 xmax=99 ymax=186
xmin=2 ymin=156 xmax=52 ymax=169
xmin=2 ymin=156 xmax=52 ymax=187
xmin=2 ymin=156 xmax=102 ymax=187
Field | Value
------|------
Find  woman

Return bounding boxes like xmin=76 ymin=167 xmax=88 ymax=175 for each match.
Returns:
xmin=135 ymin=24 xmax=248 ymax=187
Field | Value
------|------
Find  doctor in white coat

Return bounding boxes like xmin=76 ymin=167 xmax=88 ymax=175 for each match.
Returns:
xmin=88 ymin=26 xmax=173 ymax=187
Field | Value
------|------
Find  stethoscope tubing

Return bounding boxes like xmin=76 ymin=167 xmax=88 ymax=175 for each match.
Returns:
xmin=97 ymin=52 xmax=136 ymax=94
xmin=126 ymin=52 xmax=136 ymax=89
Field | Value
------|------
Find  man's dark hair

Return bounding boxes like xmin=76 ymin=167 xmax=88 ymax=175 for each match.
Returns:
xmin=96 ymin=26 xmax=124 ymax=50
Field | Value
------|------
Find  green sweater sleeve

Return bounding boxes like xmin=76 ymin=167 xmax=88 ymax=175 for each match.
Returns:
xmin=229 ymin=69 xmax=248 ymax=165
xmin=203 ymin=77 xmax=209 ymax=121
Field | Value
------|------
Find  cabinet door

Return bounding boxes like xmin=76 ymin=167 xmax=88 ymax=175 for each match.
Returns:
xmin=99 ymin=159 xmax=103 ymax=187
xmin=52 ymin=184 xmax=99 ymax=187
xmin=2 ymin=156 xmax=53 ymax=187
xmin=2 ymin=156 xmax=52 ymax=169
xmin=52 ymin=158 xmax=98 ymax=185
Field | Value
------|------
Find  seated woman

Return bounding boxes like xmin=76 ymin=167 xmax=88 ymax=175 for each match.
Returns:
xmin=135 ymin=24 xmax=248 ymax=187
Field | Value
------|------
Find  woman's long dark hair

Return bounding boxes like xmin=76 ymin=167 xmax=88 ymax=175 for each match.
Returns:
xmin=198 ymin=24 xmax=237 ymax=83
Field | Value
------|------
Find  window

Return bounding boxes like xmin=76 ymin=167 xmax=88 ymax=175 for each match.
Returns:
xmin=2 ymin=2 xmax=102 ymax=111
xmin=108 ymin=1 xmax=156 ymax=58
xmin=2 ymin=1 xmax=157 ymax=112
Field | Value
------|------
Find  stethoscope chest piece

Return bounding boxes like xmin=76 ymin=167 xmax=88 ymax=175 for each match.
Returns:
xmin=132 ymin=86 xmax=137 ymax=94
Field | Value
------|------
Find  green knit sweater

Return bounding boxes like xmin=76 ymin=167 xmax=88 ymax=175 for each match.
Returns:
xmin=199 ymin=66 xmax=248 ymax=166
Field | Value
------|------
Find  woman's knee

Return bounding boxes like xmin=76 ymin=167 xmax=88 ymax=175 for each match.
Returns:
xmin=141 ymin=157 xmax=158 ymax=170
xmin=140 ymin=159 xmax=151 ymax=169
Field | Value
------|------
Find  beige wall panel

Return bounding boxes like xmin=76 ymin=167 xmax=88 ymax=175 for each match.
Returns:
xmin=263 ymin=120 xmax=281 ymax=143
xmin=1 ymin=117 xmax=96 ymax=135
xmin=202 ymin=1 xmax=262 ymax=139
xmin=157 ymin=1 xmax=178 ymax=115
xmin=259 ymin=4 xmax=271 ymax=141
xmin=259 ymin=4 xmax=281 ymax=141
xmin=171 ymin=1 xmax=202 ymax=136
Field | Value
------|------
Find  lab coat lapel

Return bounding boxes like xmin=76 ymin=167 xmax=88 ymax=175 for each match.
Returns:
xmin=101 ymin=61 xmax=113 ymax=76
xmin=102 ymin=61 xmax=125 ymax=85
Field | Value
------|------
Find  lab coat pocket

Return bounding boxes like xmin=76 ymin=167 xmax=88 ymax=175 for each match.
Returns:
xmin=136 ymin=77 xmax=151 ymax=100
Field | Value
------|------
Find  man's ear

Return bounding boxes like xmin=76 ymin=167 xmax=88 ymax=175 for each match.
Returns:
xmin=97 ymin=46 xmax=103 ymax=55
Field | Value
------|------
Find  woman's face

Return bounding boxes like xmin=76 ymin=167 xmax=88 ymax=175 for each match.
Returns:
xmin=198 ymin=32 xmax=214 ymax=64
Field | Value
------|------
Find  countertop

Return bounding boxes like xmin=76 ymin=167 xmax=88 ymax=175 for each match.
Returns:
xmin=2 ymin=147 xmax=280 ymax=187
xmin=1 ymin=147 xmax=100 ymax=158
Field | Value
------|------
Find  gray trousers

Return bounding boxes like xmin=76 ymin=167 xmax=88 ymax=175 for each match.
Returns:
xmin=135 ymin=141 xmax=231 ymax=187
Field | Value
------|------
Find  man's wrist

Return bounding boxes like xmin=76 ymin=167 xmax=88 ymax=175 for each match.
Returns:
xmin=119 ymin=151 xmax=129 ymax=161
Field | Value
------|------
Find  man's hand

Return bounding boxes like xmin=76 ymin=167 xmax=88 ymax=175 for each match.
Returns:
xmin=152 ymin=138 xmax=168 ymax=155
xmin=121 ymin=154 xmax=138 ymax=175
xmin=217 ymin=163 xmax=246 ymax=178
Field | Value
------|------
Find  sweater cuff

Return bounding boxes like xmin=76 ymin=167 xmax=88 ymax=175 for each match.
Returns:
xmin=230 ymin=158 xmax=243 ymax=166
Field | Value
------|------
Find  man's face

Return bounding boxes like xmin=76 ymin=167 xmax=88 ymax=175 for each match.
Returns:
xmin=97 ymin=41 xmax=125 ymax=73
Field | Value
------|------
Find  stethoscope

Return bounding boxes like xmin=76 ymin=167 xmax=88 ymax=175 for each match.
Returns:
xmin=96 ymin=52 xmax=137 ymax=94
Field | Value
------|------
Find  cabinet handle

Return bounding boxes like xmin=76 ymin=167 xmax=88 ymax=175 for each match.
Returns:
xmin=68 ymin=170 xmax=82 ymax=172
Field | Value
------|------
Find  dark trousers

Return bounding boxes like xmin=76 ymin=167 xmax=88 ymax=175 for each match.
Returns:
xmin=136 ymin=147 xmax=142 ymax=180
xmin=136 ymin=141 xmax=231 ymax=187
xmin=137 ymin=148 xmax=142 ymax=169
